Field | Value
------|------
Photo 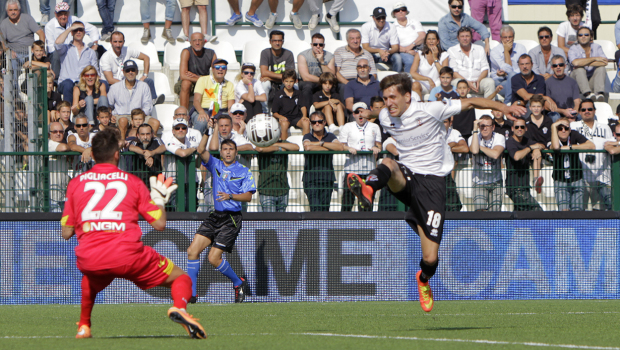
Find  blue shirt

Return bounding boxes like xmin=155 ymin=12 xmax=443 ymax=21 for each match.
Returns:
xmin=428 ymin=86 xmax=459 ymax=101
xmin=490 ymin=43 xmax=527 ymax=79
xmin=202 ymin=156 xmax=256 ymax=212
xmin=511 ymin=73 xmax=546 ymax=104
xmin=344 ymin=76 xmax=381 ymax=108
xmin=567 ymin=42 xmax=607 ymax=77
xmin=55 ymin=42 xmax=99 ymax=84
xmin=438 ymin=13 xmax=490 ymax=51
xmin=615 ymin=19 xmax=620 ymax=46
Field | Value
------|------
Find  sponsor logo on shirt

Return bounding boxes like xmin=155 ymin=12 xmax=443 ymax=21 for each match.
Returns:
xmin=82 ymin=221 xmax=126 ymax=232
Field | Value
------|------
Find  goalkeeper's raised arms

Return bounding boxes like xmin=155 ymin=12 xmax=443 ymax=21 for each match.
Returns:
xmin=150 ymin=175 xmax=178 ymax=207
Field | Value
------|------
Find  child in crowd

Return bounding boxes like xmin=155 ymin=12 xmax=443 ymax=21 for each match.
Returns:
xmin=312 ymin=72 xmax=344 ymax=135
xmin=126 ymin=108 xmax=146 ymax=140
xmin=272 ymin=69 xmax=310 ymax=136
xmin=47 ymin=72 xmax=62 ymax=124
xmin=23 ymin=40 xmax=51 ymax=70
xmin=429 ymin=67 xmax=459 ymax=101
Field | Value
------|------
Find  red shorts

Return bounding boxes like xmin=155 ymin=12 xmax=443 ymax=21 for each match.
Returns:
xmin=80 ymin=246 xmax=174 ymax=290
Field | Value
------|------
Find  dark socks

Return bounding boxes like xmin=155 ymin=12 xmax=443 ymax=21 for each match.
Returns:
xmin=366 ymin=164 xmax=392 ymax=191
xmin=419 ymin=259 xmax=439 ymax=283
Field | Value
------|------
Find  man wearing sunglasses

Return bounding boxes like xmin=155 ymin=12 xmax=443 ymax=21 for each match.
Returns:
xmin=67 ymin=115 xmax=96 ymax=175
xmin=361 ymin=7 xmax=402 ymax=72
xmin=298 ymin=33 xmax=336 ymax=113
xmin=505 ymin=118 xmax=543 ymax=211
xmin=438 ymin=0 xmax=490 ymax=55
xmin=545 ymin=55 xmax=581 ymax=121
xmin=568 ymin=26 xmax=608 ymax=102
xmin=569 ymin=99 xmax=615 ymax=211
xmin=55 ymin=21 xmax=99 ymax=106
xmin=192 ymin=58 xmax=235 ymax=134
xmin=47 ymin=121 xmax=71 ymax=212
xmin=529 ymin=27 xmax=567 ymax=80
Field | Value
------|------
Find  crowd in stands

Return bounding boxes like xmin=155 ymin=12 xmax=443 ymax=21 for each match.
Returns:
xmin=2 ymin=0 xmax=620 ymax=212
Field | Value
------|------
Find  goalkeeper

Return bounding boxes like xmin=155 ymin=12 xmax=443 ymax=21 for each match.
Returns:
xmin=61 ymin=128 xmax=206 ymax=340
xmin=187 ymin=137 xmax=256 ymax=303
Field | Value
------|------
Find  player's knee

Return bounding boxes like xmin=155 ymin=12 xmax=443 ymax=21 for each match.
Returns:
xmin=381 ymin=157 xmax=397 ymax=171
xmin=187 ymin=246 xmax=200 ymax=259
xmin=422 ymin=255 xmax=438 ymax=267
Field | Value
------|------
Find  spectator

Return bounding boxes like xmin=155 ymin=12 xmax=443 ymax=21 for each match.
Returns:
xmin=550 ymin=117 xmax=594 ymax=211
xmin=140 ymin=0 xmax=178 ymax=43
xmin=72 ymin=65 xmax=109 ymax=125
xmin=391 ymin=2 xmax=425 ymax=74
xmin=344 ymin=58 xmax=381 ymax=114
xmin=313 ymin=72 xmax=345 ymax=135
xmin=107 ymin=60 xmax=159 ymax=139
xmin=254 ymin=135 xmax=300 ymax=213
xmin=306 ymin=0 xmax=347 ymax=33
xmin=604 ymin=123 xmax=620 ymax=155
xmin=55 ymin=21 xmax=99 ymax=105
xmin=468 ymin=115 xmax=505 ymax=211
xmin=613 ymin=65 xmax=620 ymax=93
xmin=260 ymin=30 xmax=295 ymax=110
xmin=410 ymin=30 xmax=449 ymax=98
xmin=524 ymin=94 xmax=554 ymax=151
xmin=444 ymin=115 xmax=469 ymax=211
xmin=67 ymin=115 xmax=96 ymax=175
xmin=191 ymin=58 xmax=235 ymax=134
xmin=546 ymin=55 xmax=581 ymax=121
xmin=178 ymin=0 xmax=216 ymax=43
xmin=56 ymin=101 xmax=75 ymax=142
xmin=302 ymin=111 xmax=343 ymax=211
xmin=570 ymin=99 xmax=614 ymax=210
xmin=505 ymin=118 xmax=543 ymax=211
xmin=93 ymin=106 xmax=116 ymax=133
xmin=448 ymin=27 xmax=496 ymax=99
xmin=208 ymin=115 xmax=254 ymax=154
xmin=511 ymin=54 xmax=554 ymax=108
xmin=369 ymin=96 xmax=390 ymax=143
xmin=529 ymin=26 xmax=567 ymax=80
xmin=450 ymin=80 xmax=476 ymax=140
xmin=438 ymin=0 xmax=490 ymax=55
xmin=97 ymin=0 xmax=116 ymax=42
xmin=615 ymin=15 xmax=620 ymax=66
xmin=557 ymin=4 xmax=588 ymax=56
xmin=490 ymin=26 xmax=526 ymax=104
xmin=100 ymin=31 xmax=165 ymax=105
xmin=46 ymin=72 xmax=62 ymax=124
xmin=566 ymin=0 xmax=600 ymax=38
xmin=234 ymin=63 xmax=266 ymax=120
xmin=23 ymin=40 xmax=51 ymax=71
xmin=47 ymin=121 xmax=71 ymax=212
xmin=48 ymin=121 xmax=70 ymax=152
xmin=493 ymin=110 xmax=513 ymax=141
xmin=272 ymin=69 xmax=310 ymax=136
xmin=126 ymin=108 xmax=146 ymax=141
xmin=1 ymin=0 xmax=46 ymax=83
xmin=171 ymin=106 xmax=204 ymax=147
xmin=44 ymin=2 xmax=99 ymax=77
xmin=468 ymin=0 xmax=502 ymax=42
xmin=177 ymin=33 xmax=217 ymax=109
xmin=229 ymin=103 xmax=247 ymax=137
xmin=334 ymin=29 xmax=378 ymax=86
xmin=568 ymin=26 xmax=607 ymax=101
xmin=298 ymin=33 xmax=336 ymax=113
xmin=128 ymin=123 xmax=166 ymax=185
xmin=429 ymin=66 xmax=459 ymax=102
xmin=378 ymin=136 xmax=399 ymax=211
xmin=339 ymin=102 xmax=381 ymax=211
xmin=0 ymin=0 xmax=28 ymax=22
xmin=361 ymin=7 xmax=401 ymax=72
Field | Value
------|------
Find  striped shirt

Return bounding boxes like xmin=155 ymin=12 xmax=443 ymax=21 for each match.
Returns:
xmin=56 ymin=42 xmax=99 ymax=84
xmin=334 ymin=45 xmax=377 ymax=81
xmin=107 ymin=79 xmax=152 ymax=116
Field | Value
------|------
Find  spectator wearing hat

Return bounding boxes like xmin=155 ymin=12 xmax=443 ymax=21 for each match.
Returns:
xmin=107 ymin=60 xmax=159 ymax=140
xmin=339 ymin=102 xmax=381 ymax=211
xmin=438 ymin=0 xmax=490 ymax=55
xmin=361 ymin=7 xmax=402 ymax=72
xmin=100 ymin=31 xmax=165 ymax=104
xmin=191 ymin=58 xmax=235 ymax=134
xmin=55 ymin=21 xmax=99 ymax=105
xmin=391 ymin=2 xmax=426 ymax=74
xmin=229 ymin=103 xmax=248 ymax=134
xmin=344 ymin=58 xmax=381 ymax=113
xmin=298 ymin=33 xmax=336 ymax=113
xmin=45 ymin=2 xmax=100 ymax=77
xmin=234 ymin=63 xmax=266 ymax=120
xmin=178 ymin=33 xmax=217 ymax=109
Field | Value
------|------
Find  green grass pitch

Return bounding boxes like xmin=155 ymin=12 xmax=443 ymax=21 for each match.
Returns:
xmin=1 ymin=300 xmax=619 ymax=349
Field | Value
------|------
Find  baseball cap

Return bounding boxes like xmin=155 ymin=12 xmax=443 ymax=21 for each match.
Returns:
xmin=213 ymin=58 xmax=229 ymax=66
xmin=372 ymin=7 xmax=386 ymax=18
xmin=352 ymin=102 xmax=368 ymax=112
xmin=172 ymin=118 xmax=188 ymax=127
xmin=230 ymin=103 xmax=247 ymax=113
xmin=391 ymin=2 xmax=408 ymax=17
xmin=55 ymin=2 xmax=70 ymax=12
xmin=123 ymin=60 xmax=138 ymax=72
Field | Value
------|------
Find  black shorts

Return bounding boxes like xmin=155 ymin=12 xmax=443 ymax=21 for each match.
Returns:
xmin=389 ymin=163 xmax=447 ymax=244
xmin=195 ymin=211 xmax=243 ymax=253
xmin=288 ymin=115 xmax=304 ymax=129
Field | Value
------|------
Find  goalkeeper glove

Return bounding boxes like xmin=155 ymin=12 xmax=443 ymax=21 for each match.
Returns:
xmin=150 ymin=174 xmax=178 ymax=207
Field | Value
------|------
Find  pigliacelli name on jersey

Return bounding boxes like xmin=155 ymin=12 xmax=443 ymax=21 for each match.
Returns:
xmin=80 ymin=172 xmax=129 ymax=181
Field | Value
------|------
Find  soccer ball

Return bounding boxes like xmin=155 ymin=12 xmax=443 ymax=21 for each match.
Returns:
xmin=245 ymin=114 xmax=281 ymax=147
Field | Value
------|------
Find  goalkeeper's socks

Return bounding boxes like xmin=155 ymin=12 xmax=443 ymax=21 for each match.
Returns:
xmin=216 ymin=260 xmax=243 ymax=287
xmin=187 ymin=259 xmax=201 ymax=297
xmin=171 ymin=274 xmax=192 ymax=309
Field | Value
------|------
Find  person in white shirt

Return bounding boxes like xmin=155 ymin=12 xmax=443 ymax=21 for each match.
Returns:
xmin=339 ymin=102 xmax=381 ymax=211
xmin=570 ymin=99 xmax=614 ymax=210
xmin=443 ymin=116 xmax=468 ymax=212
xmin=348 ymin=74 xmax=525 ymax=312
xmin=468 ymin=115 xmax=505 ymax=211
xmin=67 ymin=115 xmax=96 ymax=175
xmin=490 ymin=26 xmax=527 ymax=104
xmin=410 ymin=30 xmax=450 ymax=98
xmin=361 ymin=7 xmax=402 ymax=72
xmin=47 ymin=121 xmax=71 ymax=212
xmin=234 ymin=63 xmax=266 ymax=120
xmin=391 ymin=2 xmax=425 ymax=74
xmin=557 ymin=4 xmax=589 ymax=56
xmin=448 ymin=27 xmax=496 ymax=99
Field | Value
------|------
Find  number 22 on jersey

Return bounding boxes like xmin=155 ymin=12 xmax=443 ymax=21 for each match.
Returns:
xmin=81 ymin=181 xmax=127 ymax=221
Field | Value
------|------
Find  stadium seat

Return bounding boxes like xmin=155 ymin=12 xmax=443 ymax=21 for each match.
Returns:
xmin=323 ymin=39 xmax=347 ymax=53
xmin=514 ymin=39 xmax=538 ymax=53
xmin=205 ymin=41 xmax=241 ymax=72
xmin=593 ymin=40 xmax=617 ymax=69
xmin=377 ymin=71 xmax=398 ymax=81
xmin=148 ymin=72 xmax=175 ymax=103
xmin=163 ymin=42 xmax=190 ymax=84
xmin=474 ymin=39 xmax=500 ymax=50
xmin=152 ymin=104 xmax=180 ymax=133
xmin=128 ymin=42 xmax=163 ymax=72
xmin=242 ymin=40 xmax=271 ymax=72
xmin=475 ymin=108 xmax=493 ymax=120
xmin=283 ymin=41 xmax=313 ymax=68
xmin=594 ymin=102 xmax=614 ymax=123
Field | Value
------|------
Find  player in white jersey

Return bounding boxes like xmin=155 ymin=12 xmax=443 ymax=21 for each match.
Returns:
xmin=347 ymin=74 xmax=525 ymax=312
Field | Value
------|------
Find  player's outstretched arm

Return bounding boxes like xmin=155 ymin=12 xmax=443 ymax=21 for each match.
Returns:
xmin=216 ymin=191 xmax=254 ymax=202
xmin=460 ymin=98 xmax=527 ymax=119
xmin=198 ymin=134 xmax=211 ymax=163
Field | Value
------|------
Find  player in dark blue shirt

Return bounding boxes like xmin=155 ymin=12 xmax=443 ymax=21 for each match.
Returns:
xmin=187 ymin=138 xmax=256 ymax=303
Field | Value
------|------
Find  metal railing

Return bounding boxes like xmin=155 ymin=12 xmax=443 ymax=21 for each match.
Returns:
xmin=0 ymin=149 xmax=618 ymax=213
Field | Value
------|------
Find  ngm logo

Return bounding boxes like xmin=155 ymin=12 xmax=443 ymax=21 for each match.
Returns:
xmin=82 ymin=222 xmax=126 ymax=232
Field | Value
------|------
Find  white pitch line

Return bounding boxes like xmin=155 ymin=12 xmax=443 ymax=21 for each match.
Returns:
xmin=296 ymin=332 xmax=620 ymax=350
